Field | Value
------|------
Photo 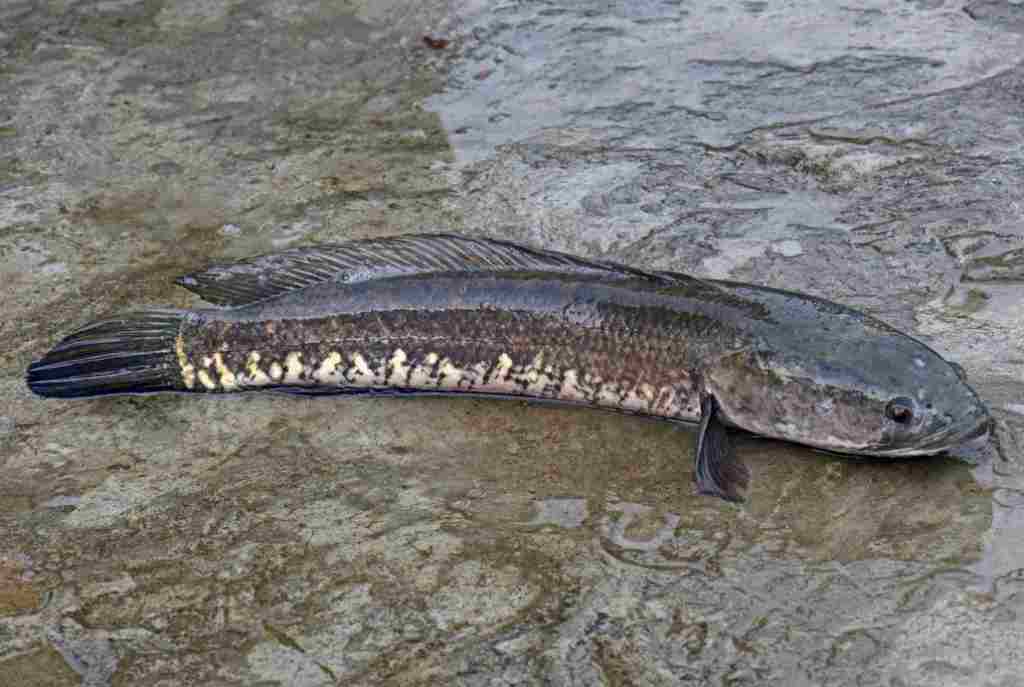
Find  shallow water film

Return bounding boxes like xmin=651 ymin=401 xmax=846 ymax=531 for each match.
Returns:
xmin=2 ymin=1 xmax=1024 ymax=685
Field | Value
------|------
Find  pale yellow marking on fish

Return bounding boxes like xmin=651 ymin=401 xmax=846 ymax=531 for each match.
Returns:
xmin=269 ymin=361 xmax=283 ymax=381
xmin=245 ymin=351 xmax=271 ymax=386
xmin=654 ymin=387 xmax=689 ymax=419
xmin=315 ymin=351 xmax=343 ymax=383
xmin=436 ymin=359 xmax=464 ymax=388
xmin=181 ymin=364 xmax=195 ymax=390
xmin=595 ymin=383 xmax=621 ymax=406
xmin=519 ymin=356 xmax=553 ymax=393
xmin=469 ymin=354 xmax=542 ymax=396
xmin=349 ymin=352 xmax=373 ymax=380
xmin=407 ymin=366 xmax=430 ymax=386
xmin=638 ymin=383 xmax=655 ymax=402
xmin=467 ymin=361 xmax=490 ymax=387
xmin=657 ymin=387 xmax=679 ymax=411
xmin=175 ymin=332 xmax=195 ymax=390
xmin=283 ymin=352 xmax=304 ymax=383
xmin=559 ymin=369 xmax=587 ymax=402
xmin=389 ymin=348 xmax=410 ymax=383
xmin=245 ymin=370 xmax=271 ymax=386
xmin=495 ymin=353 xmax=513 ymax=377
xmin=197 ymin=369 xmax=216 ymax=390
xmin=175 ymin=332 xmax=188 ymax=369
xmin=526 ymin=371 xmax=553 ymax=395
xmin=621 ymin=388 xmax=648 ymax=412
xmin=408 ymin=351 xmax=439 ymax=386
xmin=212 ymin=352 xmax=238 ymax=391
xmin=619 ymin=383 xmax=655 ymax=411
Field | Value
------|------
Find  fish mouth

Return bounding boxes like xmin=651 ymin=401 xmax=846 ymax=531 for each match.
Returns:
xmin=868 ymin=408 xmax=992 ymax=458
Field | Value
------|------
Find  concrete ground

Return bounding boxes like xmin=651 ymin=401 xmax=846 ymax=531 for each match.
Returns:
xmin=2 ymin=1 xmax=1023 ymax=685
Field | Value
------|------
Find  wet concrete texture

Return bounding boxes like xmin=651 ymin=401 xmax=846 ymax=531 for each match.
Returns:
xmin=1 ymin=0 xmax=1023 ymax=685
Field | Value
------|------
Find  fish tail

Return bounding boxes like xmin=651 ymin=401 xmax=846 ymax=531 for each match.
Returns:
xmin=26 ymin=310 xmax=188 ymax=398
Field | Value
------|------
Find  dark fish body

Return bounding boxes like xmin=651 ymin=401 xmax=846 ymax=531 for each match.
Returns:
xmin=177 ymin=274 xmax=735 ymax=421
xmin=26 ymin=234 xmax=991 ymax=501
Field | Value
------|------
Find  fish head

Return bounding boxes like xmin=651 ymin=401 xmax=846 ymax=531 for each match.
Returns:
xmin=704 ymin=336 xmax=991 ymax=457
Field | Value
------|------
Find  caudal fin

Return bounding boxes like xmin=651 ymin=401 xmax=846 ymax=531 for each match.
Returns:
xmin=26 ymin=310 xmax=186 ymax=398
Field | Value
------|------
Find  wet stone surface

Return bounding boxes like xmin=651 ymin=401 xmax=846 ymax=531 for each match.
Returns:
xmin=2 ymin=1 xmax=1023 ymax=685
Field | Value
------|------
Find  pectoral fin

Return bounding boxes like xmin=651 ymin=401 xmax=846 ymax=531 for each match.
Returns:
xmin=695 ymin=394 xmax=750 ymax=502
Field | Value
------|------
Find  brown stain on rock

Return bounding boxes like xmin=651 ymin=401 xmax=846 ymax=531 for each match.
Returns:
xmin=66 ymin=190 xmax=230 ymax=308
xmin=0 ymin=645 xmax=80 ymax=687
xmin=0 ymin=560 xmax=43 ymax=616
xmin=13 ymin=192 xmax=230 ymax=364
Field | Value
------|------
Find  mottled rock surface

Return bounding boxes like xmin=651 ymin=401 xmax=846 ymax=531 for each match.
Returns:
xmin=2 ymin=1 xmax=1023 ymax=685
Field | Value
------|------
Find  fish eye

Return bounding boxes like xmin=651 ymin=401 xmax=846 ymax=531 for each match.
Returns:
xmin=885 ymin=397 xmax=915 ymax=424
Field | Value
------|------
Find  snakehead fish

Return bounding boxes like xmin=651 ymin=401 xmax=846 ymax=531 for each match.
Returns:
xmin=26 ymin=234 xmax=990 ymax=501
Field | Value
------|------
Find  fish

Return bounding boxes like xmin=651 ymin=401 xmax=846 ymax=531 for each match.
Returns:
xmin=25 ymin=233 xmax=991 ymax=502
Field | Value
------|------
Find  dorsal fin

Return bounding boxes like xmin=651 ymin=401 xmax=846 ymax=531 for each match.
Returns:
xmin=175 ymin=233 xmax=679 ymax=307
